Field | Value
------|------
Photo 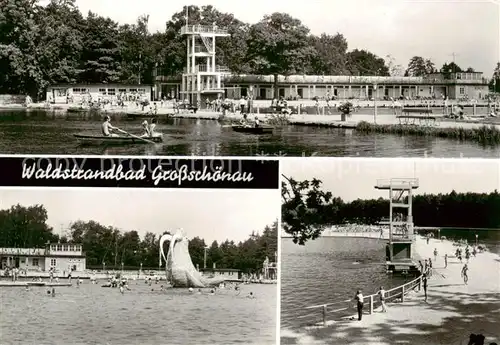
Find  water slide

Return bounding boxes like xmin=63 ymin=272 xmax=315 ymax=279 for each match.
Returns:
xmin=159 ymin=229 xmax=227 ymax=288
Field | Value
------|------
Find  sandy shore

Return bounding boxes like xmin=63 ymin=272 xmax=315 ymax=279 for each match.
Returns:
xmin=281 ymin=235 xmax=500 ymax=345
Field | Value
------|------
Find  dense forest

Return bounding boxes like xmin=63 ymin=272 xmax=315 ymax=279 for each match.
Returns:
xmin=281 ymin=176 xmax=500 ymax=245
xmin=0 ymin=204 xmax=277 ymax=273
xmin=1 ymin=0 xmax=497 ymax=99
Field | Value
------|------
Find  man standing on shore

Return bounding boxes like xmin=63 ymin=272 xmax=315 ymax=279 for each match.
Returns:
xmin=378 ymin=287 xmax=387 ymax=312
xmin=354 ymin=290 xmax=364 ymax=321
xmin=444 ymin=254 xmax=448 ymax=268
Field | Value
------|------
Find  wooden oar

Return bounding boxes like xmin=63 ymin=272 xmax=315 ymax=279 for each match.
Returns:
xmin=116 ymin=128 xmax=156 ymax=144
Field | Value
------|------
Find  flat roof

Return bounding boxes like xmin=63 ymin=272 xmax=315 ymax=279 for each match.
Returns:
xmin=49 ymin=84 xmax=152 ymax=88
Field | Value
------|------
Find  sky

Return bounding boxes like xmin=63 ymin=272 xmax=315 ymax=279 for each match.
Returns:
xmin=0 ymin=189 xmax=279 ymax=243
xmin=281 ymin=158 xmax=500 ymax=201
xmin=56 ymin=0 xmax=500 ymax=76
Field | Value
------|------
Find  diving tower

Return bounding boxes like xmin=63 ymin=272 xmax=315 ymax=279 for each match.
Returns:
xmin=180 ymin=24 xmax=231 ymax=107
xmin=375 ymin=178 xmax=419 ymax=273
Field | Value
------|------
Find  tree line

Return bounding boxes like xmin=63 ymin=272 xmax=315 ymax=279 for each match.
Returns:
xmin=2 ymin=0 xmax=497 ymax=99
xmin=282 ymin=176 xmax=500 ymax=245
xmin=0 ymin=204 xmax=277 ymax=273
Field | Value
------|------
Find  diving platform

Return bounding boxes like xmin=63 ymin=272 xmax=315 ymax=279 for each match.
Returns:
xmin=375 ymin=178 xmax=419 ymax=273
xmin=180 ymin=22 xmax=231 ymax=106
xmin=181 ymin=25 xmax=230 ymax=36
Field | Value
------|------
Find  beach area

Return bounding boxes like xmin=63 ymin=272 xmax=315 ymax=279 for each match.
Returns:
xmin=281 ymin=234 xmax=500 ymax=345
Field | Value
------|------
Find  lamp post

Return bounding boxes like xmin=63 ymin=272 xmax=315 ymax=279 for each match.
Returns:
xmin=102 ymin=261 xmax=105 ymax=272
xmin=373 ymin=83 xmax=378 ymax=124
xmin=203 ymin=246 xmax=209 ymax=269
xmin=475 ymin=234 xmax=478 ymax=246
xmin=121 ymin=262 xmax=124 ymax=276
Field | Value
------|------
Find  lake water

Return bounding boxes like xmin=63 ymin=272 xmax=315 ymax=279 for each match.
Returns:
xmin=280 ymin=237 xmax=407 ymax=329
xmin=0 ymin=280 xmax=276 ymax=345
xmin=0 ymin=110 xmax=498 ymax=157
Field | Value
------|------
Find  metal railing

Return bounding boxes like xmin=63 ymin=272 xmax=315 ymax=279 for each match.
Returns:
xmin=223 ymin=74 xmax=488 ymax=85
xmin=376 ymin=178 xmax=420 ymax=189
xmin=0 ymin=247 xmax=46 ymax=255
xmin=181 ymin=25 xmax=229 ymax=35
xmin=297 ymin=275 xmax=423 ymax=326
xmin=183 ymin=65 xmax=231 ymax=74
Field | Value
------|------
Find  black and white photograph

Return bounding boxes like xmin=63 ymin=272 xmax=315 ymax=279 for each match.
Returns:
xmin=0 ymin=188 xmax=279 ymax=345
xmin=0 ymin=0 xmax=499 ymax=157
xmin=280 ymin=158 xmax=500 ymax=344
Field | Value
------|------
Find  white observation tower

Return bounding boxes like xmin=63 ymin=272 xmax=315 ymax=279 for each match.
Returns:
xmin=180 ymin=9 xmax=231 ymax=107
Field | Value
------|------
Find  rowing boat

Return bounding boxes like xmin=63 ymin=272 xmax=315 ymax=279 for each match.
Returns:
xmin=67 ymin=107 xmax=100 ymax=113
xmin=231 ymin=125 xmax=274 ymax=134
xmin=126 ymin=112 xmax=174 ymax=119
xmin=74 ymin=133 xmax=163 ymax=145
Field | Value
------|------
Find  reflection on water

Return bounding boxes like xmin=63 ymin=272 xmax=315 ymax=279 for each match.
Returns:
xmin=0 ymin=110 xmax=499 ymax=157
xmin=280 ymin=237 xmax=407 ymax=329
xmin=0 ymin=280 xmax=276 ymax=345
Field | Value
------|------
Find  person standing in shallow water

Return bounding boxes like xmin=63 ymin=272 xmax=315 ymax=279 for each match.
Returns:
xmin=354 ymin=290 xmax=364 ymax=321
xmin=444 ymin=254 xmax=448 ymax=268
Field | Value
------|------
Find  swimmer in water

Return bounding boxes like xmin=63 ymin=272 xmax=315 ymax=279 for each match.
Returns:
xmin=188 ymin=287 xmax=194 ymax=293
xmin=247 ymin=292 xmax=255 ymax=299
xmin=51 ymin=288 xmax=55 ymax=297
xmin=119 ymin=286 xmax=124 ymax=294
xmin=210 ymin=289 xmax=215 ymax=295
xmin=160 ymin=285 xmax=164 ymax=291
xmin=197 ymin=289 xmax=202 ymax=294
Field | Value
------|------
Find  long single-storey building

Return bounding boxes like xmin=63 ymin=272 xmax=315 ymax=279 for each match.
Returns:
xmin=46 ymin=84 xmax=153 ymax=104
xmin=0 ymin=243 xmax=86 ymax=274
xmin=155 ymin=71 xmax=489 ymax=102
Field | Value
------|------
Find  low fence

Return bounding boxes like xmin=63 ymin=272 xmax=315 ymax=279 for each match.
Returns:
xmin=292 ymin=275 xmax=423 ymax=327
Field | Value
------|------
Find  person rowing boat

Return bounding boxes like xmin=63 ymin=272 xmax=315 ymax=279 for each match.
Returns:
xmin=102 ymin=116 xmax=119 ymax=137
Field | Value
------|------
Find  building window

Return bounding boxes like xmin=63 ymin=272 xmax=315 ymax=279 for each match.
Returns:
xmin=69 ymin=245 xmax=75 ymax=251
xmin=50 ymin=258 xmax=56 ymax=267
xmin=75 ymin=245 xmax=81 ymax=252
xmin=57 ymin=244 xmax=62 ymax=251
xmin=63 ymin=245 xmax=68 ymax=251
xmin=32 ymin=258 xmax=39 ymax=266
xmin=118 ymin=89 xmax=126 ymax=93
xmin=107 ymin=88 xmax=116 ymax=95
xmin=99 ymin=88 xmax=106 ymax=95
xmin=460 ymin=87 xmax=465 ymax=95
xmin=54 ymin=89 xmax=66 ymax=97
xmin=138 ymin=89 xmax=146 ymax=93
xmin=129 ymin=88 xmax=137 ymax=92
xmin=51 ymin=245 xmax=56 ymax=251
